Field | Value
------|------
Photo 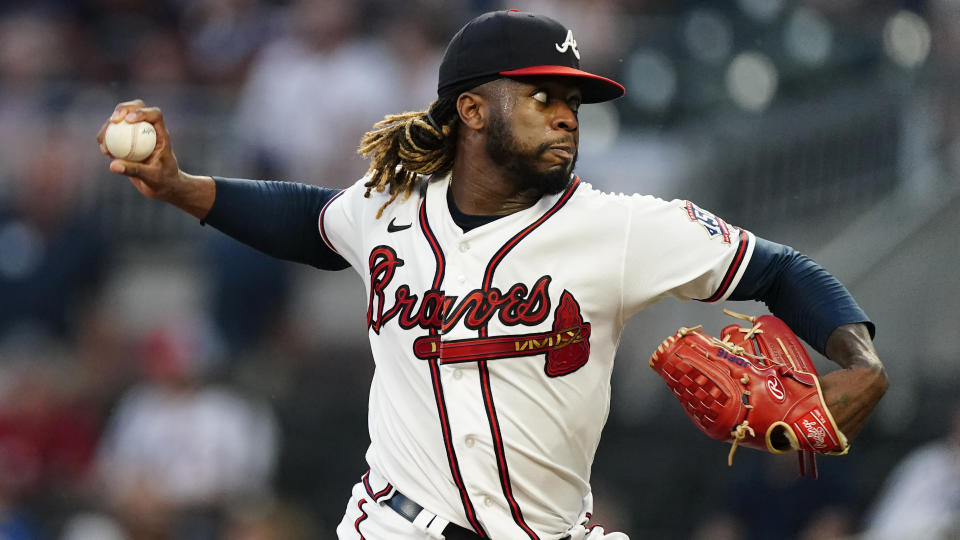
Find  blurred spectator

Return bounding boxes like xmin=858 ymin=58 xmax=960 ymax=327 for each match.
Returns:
xmin=81 ymin=0 xmax=180 ymax=85
xmin=127 ymin=29 xmax=190 ymax=87
xmin=927 ymin=0 xmax=960 ymax=174
xmin=59 ymin=512 xmax=127 ymax=540
xmin=71 ymin=305 xmax=140 ymax=423
xmin=222 ymin=500 xmax=322 ymax=540
xmin=797 ymin=505 xmax=856 ymax=540
xmin=371 ymin=2 xmax=451 ymax=110
xmin=94 ymin=316 xmax=279 ymax=539
xmin=862 ymin=404 xmax=960 ymax=540
xmin=179 ymin=0 xmax=283 ymax=85
xmin=690 ymin=511 xmax=746 ymax=540
xmin=234 ymin=0 xmax=401 ymax=185
xmin=0 ymin=353 xmax=100 ymax=539
xmin=0 ymin=124 xmax=110 ymax=345
xmin=0 ymin=10 xmax=69 ymax=85
xmin=0 ymin=358 xmax=99 ymax=495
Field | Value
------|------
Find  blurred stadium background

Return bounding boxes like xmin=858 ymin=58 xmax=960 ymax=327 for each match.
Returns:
xmin=0 ymin=0 xmax=958 ymax=538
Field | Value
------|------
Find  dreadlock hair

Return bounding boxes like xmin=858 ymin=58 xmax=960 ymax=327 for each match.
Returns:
xmin=358 ymin=96 xmax=460 ymax=218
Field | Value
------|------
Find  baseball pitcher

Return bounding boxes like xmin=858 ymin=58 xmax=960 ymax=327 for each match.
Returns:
xmin=97 ymin=10 xmax=887 ymax=540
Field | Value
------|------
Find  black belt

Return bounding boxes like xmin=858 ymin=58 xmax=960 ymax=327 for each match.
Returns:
xmin=386 ymin=491 xmax=482 ymax=539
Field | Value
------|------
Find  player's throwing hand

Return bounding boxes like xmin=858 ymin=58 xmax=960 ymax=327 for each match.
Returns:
xmin=97 ymin=100 xmax=215 ymax=219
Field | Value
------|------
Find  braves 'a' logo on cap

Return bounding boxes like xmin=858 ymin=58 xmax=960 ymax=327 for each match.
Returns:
xmin=555 ymin=29 xmax=580 ymax=60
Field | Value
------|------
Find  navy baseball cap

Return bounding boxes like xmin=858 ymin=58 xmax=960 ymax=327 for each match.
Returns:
xmin=438 ymin=10 xmax=625 ymax=104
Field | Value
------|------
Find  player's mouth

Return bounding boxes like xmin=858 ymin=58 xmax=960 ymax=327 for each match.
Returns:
xmin=548 ymin=143 xmax=576 ymax=161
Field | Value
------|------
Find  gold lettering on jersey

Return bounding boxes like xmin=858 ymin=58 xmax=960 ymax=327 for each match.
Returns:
xmin=517 ymin=336 xmax=553 ymax=351
xmin=515 ymin=329 xmax=584 ymax=352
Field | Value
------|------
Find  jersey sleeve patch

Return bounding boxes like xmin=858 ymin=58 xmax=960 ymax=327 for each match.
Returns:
xmin=682 ymin=200 xmax=736 ymax=244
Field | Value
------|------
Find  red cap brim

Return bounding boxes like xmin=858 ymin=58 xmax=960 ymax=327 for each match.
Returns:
xmin=499 ymin=65 xmax=625 ymax=104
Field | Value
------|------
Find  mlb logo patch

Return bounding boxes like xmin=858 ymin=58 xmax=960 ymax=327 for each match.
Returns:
xmin=683 ymin=201 xmax=734 ymax=244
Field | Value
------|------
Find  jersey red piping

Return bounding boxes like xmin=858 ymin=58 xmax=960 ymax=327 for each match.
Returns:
xmin=353 ymin=499 xmax=369 ymax=540
xmin=362 ymin=470 xmax=393 ymax=501
xmin=419 ymin=197 xmax=488 ymax=538
xmin=703 ymin=229 xmax=750 ymax=303
xmin=420 ymin=199 xmax=446 ymax=291
xmin=318 ymin=189 xmax=346 ymax=254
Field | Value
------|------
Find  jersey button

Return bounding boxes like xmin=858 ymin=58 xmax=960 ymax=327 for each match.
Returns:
xmin=452 ymin=369 xmax=463 ymax=380
xmin=483 ymin=496 xmax=494 ymax=507
xmin=458 ymin=242 xmax=470 ymax=252
xmin=456 ymin=274 xmax=466 ymax=283
xmin=464 ymin=435 xmax=476 ymax=448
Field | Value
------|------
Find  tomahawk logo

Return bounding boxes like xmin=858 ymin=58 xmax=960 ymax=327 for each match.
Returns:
xmin=555 ymin=29 xmax=580 ymax=60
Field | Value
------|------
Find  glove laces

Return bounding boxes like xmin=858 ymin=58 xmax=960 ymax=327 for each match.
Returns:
xmin=728 ymin=421 xmax=756 ymax=466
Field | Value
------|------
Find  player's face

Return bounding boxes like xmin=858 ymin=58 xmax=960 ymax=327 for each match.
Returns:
xmin=484 ymin=78 xmax=581 ymax=195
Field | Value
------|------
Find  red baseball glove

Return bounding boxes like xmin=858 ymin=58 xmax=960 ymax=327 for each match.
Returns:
xmin=649 ymin=310 xmax=849 ymax=477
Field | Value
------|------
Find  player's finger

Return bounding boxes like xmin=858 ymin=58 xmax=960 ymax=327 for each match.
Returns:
xmin=109 ymin=158 xmax=155 ymax=179
xmin=110 ymin=99 xmax=146 ymax=122
xmin=121 ymin=106 xmax=164 ymax=126
xmin=109 ymin=159 xmax=129 ymax=175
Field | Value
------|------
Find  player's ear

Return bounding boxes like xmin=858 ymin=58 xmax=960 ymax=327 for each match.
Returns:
xmin=457 ymin=92 xmax=486 ymax=131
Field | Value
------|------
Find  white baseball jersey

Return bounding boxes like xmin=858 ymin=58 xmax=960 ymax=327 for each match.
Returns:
xmin=319 ymin=173 xmax=755 ymax=539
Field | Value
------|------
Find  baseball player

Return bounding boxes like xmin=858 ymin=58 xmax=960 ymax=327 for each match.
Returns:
xmin=97 ymin=10 xmax=888 ymax=540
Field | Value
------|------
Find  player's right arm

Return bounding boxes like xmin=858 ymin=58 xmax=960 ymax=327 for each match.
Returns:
xmin=98 ymin=100 xmax=349 ymax=271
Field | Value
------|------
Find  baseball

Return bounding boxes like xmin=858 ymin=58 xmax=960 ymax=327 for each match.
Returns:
xmin=104 ymin=120 xmax=157 ymax=162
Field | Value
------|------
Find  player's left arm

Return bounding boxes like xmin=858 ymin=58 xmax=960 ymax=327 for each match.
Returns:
xmin=728 ymin=237 xmax=888 ymax=440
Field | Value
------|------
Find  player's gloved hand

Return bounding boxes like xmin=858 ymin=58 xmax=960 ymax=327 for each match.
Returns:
xmin=649 ymin=310 xmax=859 ymax=478
xmin=97 ymin=100 xmax=214 ymax=219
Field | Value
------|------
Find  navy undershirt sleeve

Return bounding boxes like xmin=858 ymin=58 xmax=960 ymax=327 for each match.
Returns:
xmin=729 ymin=236 xmax=874 ymax=355
xmin=202 ymin=177 xmax=349 ymax=270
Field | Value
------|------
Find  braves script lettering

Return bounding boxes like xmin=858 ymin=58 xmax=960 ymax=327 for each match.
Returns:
xmin=367 ymin=246 xmax=552 ymax=334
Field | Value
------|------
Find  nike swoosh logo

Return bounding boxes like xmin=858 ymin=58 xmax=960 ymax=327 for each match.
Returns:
xmin=387 ymin=218 xmax=412 ymax=233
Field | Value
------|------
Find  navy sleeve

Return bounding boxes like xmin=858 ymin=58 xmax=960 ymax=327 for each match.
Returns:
xmin=729 ymin=236 xmax=874 ymax=355
xmin=201 ymin=177 xmax=350 ymax=271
